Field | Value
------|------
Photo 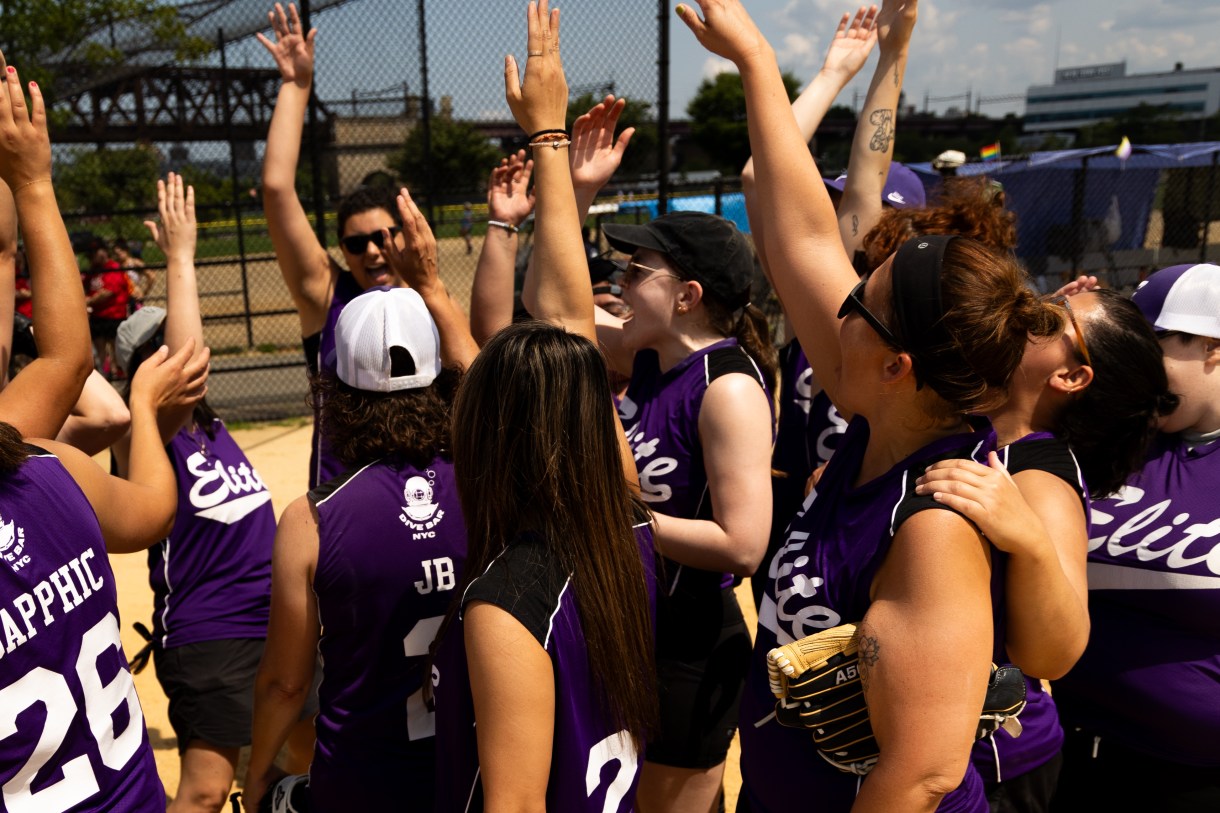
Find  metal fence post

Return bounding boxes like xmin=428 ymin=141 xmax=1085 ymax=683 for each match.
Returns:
xmin=1069 ymin=155 xmax=1089 ymax=274
xmin=299 ymin=0 xmax=327 ymax=246
xmin=417 ymin=0 xmax=436 ymax=225
xmin=218 ymin=28 xmax=255 ymax=349
xmin=714 ymin=177 xmax=723 ymax=217
xmin=657 ymin=0 xmax=670 ymax=216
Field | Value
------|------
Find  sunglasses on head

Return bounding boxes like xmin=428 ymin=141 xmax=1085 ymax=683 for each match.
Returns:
xmin=1046 ymin=294 xmax=1093 ymax=367
xmin=340 ymin=227 xmax=400 ymax=255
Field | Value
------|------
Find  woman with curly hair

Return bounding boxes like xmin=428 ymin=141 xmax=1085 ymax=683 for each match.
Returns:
xmin=244 ymin=191 xmax=476 ymax=813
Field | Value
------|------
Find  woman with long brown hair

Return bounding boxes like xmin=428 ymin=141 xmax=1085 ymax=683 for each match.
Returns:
xmin=432 ymin=5 xmax=656 ymax=808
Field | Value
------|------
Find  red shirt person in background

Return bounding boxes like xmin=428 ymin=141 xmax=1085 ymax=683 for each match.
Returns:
xmin=83 ymin=240 xmax=130 ymax=378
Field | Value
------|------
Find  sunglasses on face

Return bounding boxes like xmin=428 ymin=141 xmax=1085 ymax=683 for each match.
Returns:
xmin=1046 ymin=294 xmax=1093 ymax=367
xmin=837 ymin=277 xmax=901 ymax=348
xmin=340 ymin=227 xmax=400 ymax=255
xmin=609 ymin=256 xmax=683 ymax=287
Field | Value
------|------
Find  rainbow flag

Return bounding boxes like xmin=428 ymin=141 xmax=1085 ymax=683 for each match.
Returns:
xmin=1116 ymin=136 xmax=1133 ymax=160
xmin=980 ymin=142 xmax=1001 ymax=162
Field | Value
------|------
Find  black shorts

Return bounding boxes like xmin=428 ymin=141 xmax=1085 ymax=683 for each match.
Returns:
xmin=646 ymin=584 xmax=751 ymax=769
xmin=154 ymin=638 xmax=264 ymax=752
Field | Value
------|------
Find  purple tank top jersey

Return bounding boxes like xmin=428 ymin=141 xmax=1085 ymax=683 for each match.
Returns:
xmin=618 ymin=338 xmax=768 ymax=594
xmin=434 ymin=519 xmax=656 ymax=813
xmin=1053 ymin=433 xmax=1220 ymax=766
xmin=306 ymin=271 xmax=364 ymax=489
xmin=148 ymin=420 xmax=274 ymax=648
xmin=773 ymin=340 xmax=846 ymax=484
xmin=970 ymin=433 xmax=1084 ymax=785
xmin=0 ymin=449 xmax=163 ymax=812
xmin=308 ymin=455 xmax=467 ymax=810
xmin=742 ymin=418 xmax=995 ymax=813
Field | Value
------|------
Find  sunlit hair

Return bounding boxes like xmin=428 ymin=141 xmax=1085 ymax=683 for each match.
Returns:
xmin=874 ymin=238 xmax=1061 ymax=419
xmin=863 ymin=177 xmax=1017 ymax=271
xmin=1058 ymin=290 xmax=1177 ymax=497
xmin=447 ymin=321 xmax=657 ymax=748
xmin=336 ymin=185 xmax=403 ymax=243
xmin=309 ymin=368 xmax=459 ymax=469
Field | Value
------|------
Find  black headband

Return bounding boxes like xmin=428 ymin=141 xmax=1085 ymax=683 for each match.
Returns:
xmin=891 ymin=235 xmax=958 ymax=388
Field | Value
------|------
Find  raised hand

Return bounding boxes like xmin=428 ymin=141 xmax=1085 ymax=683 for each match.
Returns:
xmin=488 ymin=150 xmax=535 ymax=228
xmin=914 ymin=452 xmax=1046 ymax=556
xmin=144 ymin=172 xmax=197 ymax=264
xmin=675 ymin=1 xmax=771 ymax=66
xmin=256 ymin=2 xmax=317 ymax=87
xmin=0 ymin=58 xmax=51 ymax=191
xmin=384 ymin=188 xmax=440 ymax=295
xmin=875 ymin=0 xmax=917 ymax=55
xmin=1051 ymin=275 xmax=1100 ymax=299
xmin=129 ymin=338 xmax=211 ymax=418
xmin=821 ymin=6 xmax=878 ymax=81
xmin=504 ymin=0 xmax=568 ymax=135
xmin=570 ymin=95 xmax=635 ymax=194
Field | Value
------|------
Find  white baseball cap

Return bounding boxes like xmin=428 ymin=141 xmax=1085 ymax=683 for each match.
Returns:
xmin=1132 ymin=263 xmax=1220 ymax=338
xmin=333 ymin=287 xmax=441 ymax=392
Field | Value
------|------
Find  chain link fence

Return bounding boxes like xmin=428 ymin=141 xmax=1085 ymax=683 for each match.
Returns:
xmin=43 ymin=0 xmax=661 ymax=420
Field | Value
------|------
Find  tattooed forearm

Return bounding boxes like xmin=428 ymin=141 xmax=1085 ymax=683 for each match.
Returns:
xmin=868 ymin=109 xmax=894 ymax=153
xmin=851 ymin=214 xmax=859 ymax=236
xmin=893 ymin=61 xmax=900 ymax=87
xmin=857 ymin=623 xmax=881 ymax=695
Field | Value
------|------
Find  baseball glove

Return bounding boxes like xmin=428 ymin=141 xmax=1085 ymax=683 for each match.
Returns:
xmin=767 ymin=623 xmax=1028 ymax=776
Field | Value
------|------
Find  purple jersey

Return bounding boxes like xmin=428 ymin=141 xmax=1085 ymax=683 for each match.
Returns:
xmin=148 ymin=420 xmax=274 ymax=648
xmin=0 ymin=448 xmax=163 ymax=812
xmin=618 ymin=338 xmax=768 ymax=595
xmin=309 ymin=455 xmax=467 ymax=810
xmin=742 ymin=418 xmax=994 ymax=813
xmin=304 ymin=271 xmax=364 ymax=489
xmin=434 ymin=519 xmax=656 ymax=813
xmin=970 ymin=434 xmax=1084 ymax=785
xmin=1053 ymin=433 xmax=1220 ymax=766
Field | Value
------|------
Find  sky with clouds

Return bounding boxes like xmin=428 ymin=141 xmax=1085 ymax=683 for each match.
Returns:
xmin=670 ymin=0 xmax=1220 ymax=119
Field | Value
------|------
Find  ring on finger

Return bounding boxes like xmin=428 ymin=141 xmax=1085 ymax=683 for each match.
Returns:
xmin=528 ymin=50 xmax=544 ymax=57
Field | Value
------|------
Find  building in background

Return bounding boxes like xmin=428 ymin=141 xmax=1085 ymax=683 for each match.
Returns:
xmin=1025 ymin=61 xmax=1220 ymax=134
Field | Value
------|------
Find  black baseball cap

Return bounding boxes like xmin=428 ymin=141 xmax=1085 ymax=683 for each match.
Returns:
xmin=602 ymin=211 xmax=754 ymax=309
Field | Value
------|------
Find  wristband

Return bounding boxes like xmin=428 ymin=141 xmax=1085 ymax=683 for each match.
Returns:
xmin=488 ymin=220 xmax=519 ymax=234
xmin=527 ymin=128 xmax=568 ymax=141
xmin=528 ymin=139 xmax=571 ymax=151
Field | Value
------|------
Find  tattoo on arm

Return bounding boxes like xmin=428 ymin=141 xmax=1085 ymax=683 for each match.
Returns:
xmin=851 ymin=214 xmax=859 ymax=236
xmin=857 ymin=624 xmax=881 ymax=695
xmin=893 ymin=61 xmax=900 ymax=87
xmin=868 ymin=109 xmax=895 ymax=153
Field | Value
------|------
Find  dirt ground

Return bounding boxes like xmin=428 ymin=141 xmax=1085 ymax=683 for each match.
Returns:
xmin=106 ymin=418 xmax=756 ymax=807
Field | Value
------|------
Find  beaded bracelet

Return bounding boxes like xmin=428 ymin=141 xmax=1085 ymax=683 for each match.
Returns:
xmin=487 ymin=220 xmax=519 ymax=234
xmin=528 ymin=139 xmax=571 ymax=151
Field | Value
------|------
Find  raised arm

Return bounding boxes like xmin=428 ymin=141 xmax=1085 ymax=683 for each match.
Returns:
xmin=916 ymin=453 xmax=1089 ymax=678
xmin=836 ymin=0 xmax=917 ymax=256
xmin=854 ymin=509 xmax=992 ymax=812
xmin=570 ymin=95 xmax=635 ymax=223
xmin=245 ymin=495 xmax=321 ymax=813
xmin=0 ymin=178 xmax=15 ymax=387
xmin=0 ymin=61 xmax=92 ymax=437
xmin=742 ymin=6 xmax=877 ymax=279
xmin=679 ymin=1 xmax=857 ymax=410
xmin=257 ymin=2 xmax=336 ymax=336
xmin=144 ymin=172 xmax=206 ymax=437
xmin=43 ymin=341 xmax=209 ymax=553
xmin=469 ymin=152 xmax=534 ymax=345
xmin=507 ymin=2 xmax=594 ymax=341
xmin=386 ymin=188 xmax=480 ymax=371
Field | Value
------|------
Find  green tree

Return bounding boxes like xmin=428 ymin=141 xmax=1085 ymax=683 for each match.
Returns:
xmin=55 ymin=144 xmax=161 ymax=237
xmin=567 ymin=93 xmax=658 ymax=179
xmin=686 ymin=70 xmax=802 ymax=173
xmin=0 ymin=1 xmax=210 ymax=90
xmin=390 ymin=116 xmax=503 ymax=197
